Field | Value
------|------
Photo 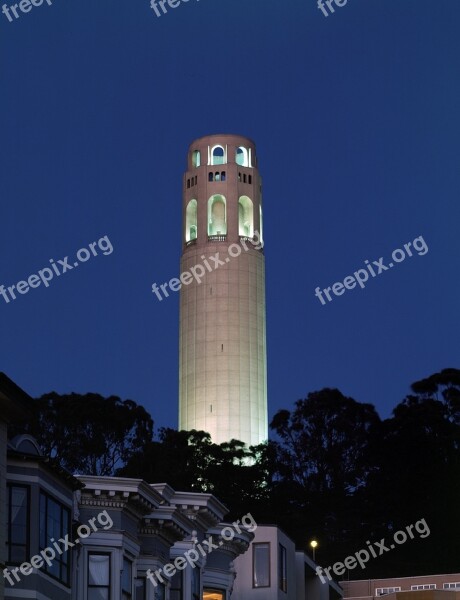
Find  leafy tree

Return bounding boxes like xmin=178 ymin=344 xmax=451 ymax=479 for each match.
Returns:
xmin=269 ymin=388 xmax=381 ymax=563
xmin=119 ymin=429 xmax=275 ymax=521
xmin=15 ymin=392 xmax=153 ymax=476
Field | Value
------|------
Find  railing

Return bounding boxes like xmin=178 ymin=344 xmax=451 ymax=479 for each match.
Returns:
xmin=207 ymin=235 xmax=227 ymax=242
xmin=185 ymin=239 xmax=197 ymax=247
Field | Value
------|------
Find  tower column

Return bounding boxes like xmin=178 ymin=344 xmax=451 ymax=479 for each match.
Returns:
xmin=179 ymin=134 xmax=267 ymax=448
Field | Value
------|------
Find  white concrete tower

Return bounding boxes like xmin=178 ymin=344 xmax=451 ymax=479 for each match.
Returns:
xmin=179 ymin=134 xmax=268 ymax=447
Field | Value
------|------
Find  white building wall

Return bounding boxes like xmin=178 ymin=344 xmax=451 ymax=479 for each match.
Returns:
xmin=231 ymin=525 xmax=297 ymax=600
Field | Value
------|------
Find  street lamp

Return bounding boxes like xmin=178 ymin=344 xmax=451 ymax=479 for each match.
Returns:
xmin=310 ymin=539 xmax=318 ymax=561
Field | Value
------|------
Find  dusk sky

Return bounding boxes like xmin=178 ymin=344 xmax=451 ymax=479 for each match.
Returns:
xmin=1 ymin=0 xmax=459 ymax=434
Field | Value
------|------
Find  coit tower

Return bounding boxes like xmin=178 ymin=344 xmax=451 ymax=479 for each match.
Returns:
xmin=178 ymin=134 xmax=268 ymax=447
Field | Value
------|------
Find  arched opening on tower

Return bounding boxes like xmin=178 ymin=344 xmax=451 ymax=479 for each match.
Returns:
xmin=236 ymin=146 xmax=249 ymax=167
xmin=211 ymin=145 xmax=225 ymax=165
xmin=208 ymin=195 xmax=227 ymax=236
xmin=192 ymin=150 xmax=201 ymax=168
xmin=238 ymin=196 xmax=254 ymax=237
xmin=185 ymin=199 xmax=198 ymax=242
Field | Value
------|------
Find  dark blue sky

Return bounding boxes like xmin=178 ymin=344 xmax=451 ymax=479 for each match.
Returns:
xmin=1 ymin=0 xmax=459 ymax=434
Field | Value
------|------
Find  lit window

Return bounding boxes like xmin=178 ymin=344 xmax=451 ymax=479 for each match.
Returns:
xmin=236 ymin=146 xmax=249 ymax=166
xmin=203 ymin=591 xmax=225 ymax=600
xmin=376 ymin=588 xmax=401 ymax=595
xmin=215 ymin=172 xmax=220 ymax=182
xmin=279 ymin=544 xmax=287 ymax=592
xmin=253 ymin=543 xmax=270 ymax=588
xmin=192 ymin=150 xmax=201 ymax=168
xmin=208 ymin=195 xmax=227 ymax=236
xmin=88 ymin=553 xmax=111 ymax=600
xmin=212 ymin=146 xmax=225 ymax=165
xmin=7 ymin=485 xmax=29 ymax=564
xmin=122 ymin=558 xmax=132 ymax=599
xmin=185 ymin=199 xmax=198 ymax=242
xmin=411 ymin=585 xmax=436 ymax=591
xmin=39 ymin=491 xmax=70 ymax=585
xmin=238 ymin=196 xmax=254 ymax=237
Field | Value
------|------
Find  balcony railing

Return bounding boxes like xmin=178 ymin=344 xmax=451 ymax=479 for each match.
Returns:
xmin=207 ymin=235 xmax=227 ymax=242
xmin=185 ymin=239 xmax=197 ymax=247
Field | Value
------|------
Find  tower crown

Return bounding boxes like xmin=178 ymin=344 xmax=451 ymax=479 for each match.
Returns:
xmin=182 ymin=134 xmax=263 ymax=251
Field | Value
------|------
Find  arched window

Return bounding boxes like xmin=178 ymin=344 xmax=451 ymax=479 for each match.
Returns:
xmin=215 ymin=172 xmax=220 ymax=182
xmin=238 ymin=196 xmax=254 ymax=237
xmin=221 ymin=172 xmax=226 ymax=181
xmin=208 ymin=172 xmax=214 ymax=182
xmin=185 ymin=199 xmax=198 ymax=242
xmin=187 ymin=179 xmax=190 ymax=189
xmin=192 ymin=150 xmax=201 ymax=168
xmin=211 ymin=146 xmax=225 ymax=165
xmin=208 ymin=195 xmax=227 ymax=236
xmin=236 ymin=146 xmax=249 ymax=167
xmin=243 ymin=174 xmax=247 ymax=183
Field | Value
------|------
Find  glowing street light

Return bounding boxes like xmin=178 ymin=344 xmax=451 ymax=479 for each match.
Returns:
xmin=310 ymin=539 xmax=318 ymax=561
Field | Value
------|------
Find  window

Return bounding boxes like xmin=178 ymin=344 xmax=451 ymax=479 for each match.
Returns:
xmin=238 ymin=196 xmax=254 ymax=237
xmin=7 ymin=485 xmax=29 ymax=564
xmin=253 ymin=543 xmax=270 ymax=588
xmin=236 ymin=146 xmax=249 ymax=166
xmin=203 ymin=591 xmax=225 ymax=600
xmin=215 ymin=172 xmax=220 ymax=182
xmin=376 ymin=588 xmax=401 ymax=596
xmin=443 ymin=583 xmax=460 ymax=590
xmin=243 ymin=174 xmax=247 ymax=183
xmin=248 ymin=175 xmax=252 ymax=184
xmin=221 ymin=171 xmax=226 ymax=181
xmin=209 ymin=172 xmax=214 ymax=182
xmin=192 ymin=150 xmax=201 ymax=168
xmin=212 ymin=146 xmax=225 ymax=165
xmin=192 ymin=568 xmax=201 ymax=600
xmin=279 ymin=544 xmax=287 ymax=592
xmin=122 ymin=558 xmax=132 ymax=599
xmin=170 ymin=570 xmax=183 ymax=600
xmin=208 ymin=195 xmax=227 ymax=236
xmin=88 ymin=553 xmax=111 ymax=600
xmin=134 ymin=578 xmax=146 ymax=600
xmin=153 ymin=583 xmax=166 ymax=600
xmin=411 ymin=585 xmax=436 ymax=591
xmin=187 ymin=179 xmax=190 ymax=189
xmin=185 ymin=199 xmax=198 ymax=243
xmin=39 ymin=491 xmax=70 ymax=585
